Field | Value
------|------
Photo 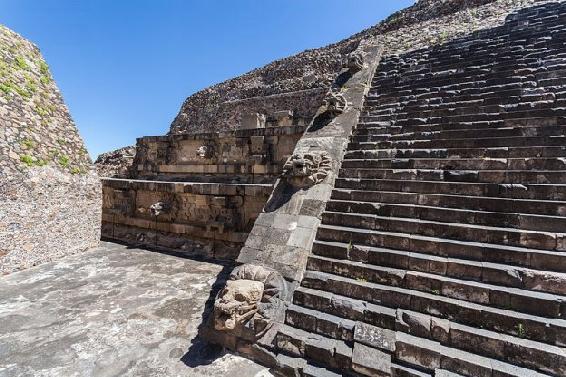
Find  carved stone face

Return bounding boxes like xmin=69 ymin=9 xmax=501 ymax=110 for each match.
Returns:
xmin=149 ymin=201 xmax=169 ymax=216
xmin=214 ymin=280 xmax=264 ymax=331
xmin=282 ymin=152 xmax=332 ymax=189
xmin=322 ymin=92 xmax=347 ymax=116
xmin=196 ymin=145 xmax=212 ymax=159
xmin=345 ymin=52 xmax=364 ymax=72
xmin=290 ymin=155 xmax=313 ymax=178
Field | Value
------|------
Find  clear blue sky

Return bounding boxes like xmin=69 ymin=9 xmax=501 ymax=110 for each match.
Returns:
xmin=1 ymin=0 xmax=414 ymax=159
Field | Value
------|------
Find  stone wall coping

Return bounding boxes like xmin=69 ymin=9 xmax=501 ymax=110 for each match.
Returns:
xmin=138 ymin=125 xmax=307 ymax=143
xmin=101 ymin=178 xmax=273 ymax=195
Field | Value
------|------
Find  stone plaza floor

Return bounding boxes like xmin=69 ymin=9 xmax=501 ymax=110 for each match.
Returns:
xmin=0 ymin=242 xmax=272 ymax=377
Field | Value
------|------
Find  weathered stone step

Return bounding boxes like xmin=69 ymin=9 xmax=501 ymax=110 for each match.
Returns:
xmin=322 ymin=211 xmax=565 ymax=251
xmin=365 ymin=100 xmax=562 ymax=122
xmin=375 ymin=53 xmax=566 ymax=90
xmin=366 ymin=92 xmax=560 ymax=116
xmin=355 ymin=116 xmax=566 ymax=135
xmin=294 ymin=284 xmax=566 ymax=353
xmin=341 ymin=157 xmax=566 ymax=171
xmin=292 ymin=290 xmax=562 ymax=376
xmin=316 ymin=224 xmax=566 ymax=278
xmin=287 ymin=301 xmax=566 ymax=375
xmin=360 ymin=108 xmax=566 ymax=126
xmin=368 ymin=81 xmax=542 ymax=102
xmin=338 ymin=167 xmax=566 ymax=185
xmin=372 ymin=68 xmax=548 ymax=93
xmin=347 ymin=135 xmax=566 ymax=150
xmin=331 ymin=184 xmax=566 ymax=215
xmin=351 ymin=126 xmax=566 ymax=144
xmin=273 ymin=324 xmax=356 ymax=375
xmin=307 ymin=254 xmax=566 ymax=318
xmin=326 ymin=198 xmax=566 ymax=232
xmin=334 ymin=178 xmax=566 ymax=201
xmin=298 ymin=271 xmax=566 ymax=345
xmin=344 ymin=146 xmax=566 ymax=160
xmin=372 ymin=66 xmax=566 ymax=96
xmin=274 ymin=353 xmax=344 ymax=377
xmin=274 ymin=322 xmax=435 ymax=376
xmin=312 ymin=240 xmax=566 ymax=293
xmin=395 ymin=332 xmax=560 ymax=376
xmin=374 ymin=43 xmax=566 ymax=82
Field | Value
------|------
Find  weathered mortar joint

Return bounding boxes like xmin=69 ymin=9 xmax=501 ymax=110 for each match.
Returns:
xmin=281 ymin=151 xmax=332 ymax=189
xmin=214 ymin=264 xmax=289 ymax=340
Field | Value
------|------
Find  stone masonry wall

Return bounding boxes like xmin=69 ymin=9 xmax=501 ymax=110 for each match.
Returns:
xmin=0 ymin=25 xmax=101 ymax=274
xmin=168 ymin=0 xmax=555 ymax=135
xmin=100 ymin=124 xmax=305 ymax=258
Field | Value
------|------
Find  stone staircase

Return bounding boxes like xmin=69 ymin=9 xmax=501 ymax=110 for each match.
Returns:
xmin=265 ymin=3 xmax=566 ymax=376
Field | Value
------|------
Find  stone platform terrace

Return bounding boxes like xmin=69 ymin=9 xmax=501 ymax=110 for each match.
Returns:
xmin=0 ymin=242 xmax=271 ymax=377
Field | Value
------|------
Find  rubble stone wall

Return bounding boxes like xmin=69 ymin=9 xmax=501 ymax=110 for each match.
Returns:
xmin=0 ymin=25 xmax=101 ymax=274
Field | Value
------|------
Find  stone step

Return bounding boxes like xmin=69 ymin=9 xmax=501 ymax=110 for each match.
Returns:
xmin=365 ymin=100 xmax=563 ymax=122
xmin=334 ymin=178 xmax=566 ymax=201
xmin=331 ymin=188 xmax=566 ymax=218
xmin=286 ymin=301 xmax=566 ymax=375
xmin=352 ymin=124 xmax=566 ymax=142
xmin=341 ymin=157 xmax=566 ymax=171
xmin=365 ymin=99 xmax=565 ymax=123
xmin=370 ymin=79 xmax=563 ymax=104
xmin=312 ymin=240 xmax=566 ymax=294
xmin=373 ymin=48 xmax=566 ymax=85
xmin=351 ymin=125 xmax=566 ymax=144
xmin=344 ymin=146 xmax=566 ymax=160
xmin=395 ymin=332 xmax=560 ymax=376
xmin=366 ymin=92 xmax=558 ymax=113
xmin=338 ymin=167 xmax=566 ymax=184
xmin=326 ymin=198 xmax=566 ymax=232
xmin=274 ymin=353 xmax=344 ymax=377
xmin=374 ymin=56 xmax=566 ymax=92
xmin=292 ymin=289 xmax=564 ymax=376
xmin=272 ymin=324 xmax=357 ymax=375
xmin=322 ymin=211 xmax=565 ymax=251
xmin=316 ymin=223 xmax=566 ymax=278
xmin=274 ymin=323 xmax=437 ymax=376
xmin=306 ymin=254 xmax=566 ymax=318
xmin=297 ymin=271 xmax=566 ymax=346
xmin=347 ymin=135 xmax=566 ymax=150
xmin=293 ymin=285 xmax=566 ymax=351
xmin=376 ymin=49 xmax=566 ymax=80
xmin=359 ymin=108 xmax=566 ymax=126
xmin=367 ymin=81 xmax=547 ymax=103
xmin=353 ymin=118 xmax=562 ymax=136
xmin=367 ymin=84 xmax=550 ymax=106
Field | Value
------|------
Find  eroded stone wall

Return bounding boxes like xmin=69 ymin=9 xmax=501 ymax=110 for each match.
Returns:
xmin=101 ymin=179 xmax=270 ymax=260
xmin=0 ymin=25 xmax=101 ymax=274
xmin=133 ymin=124 xmax=306 ymax=183
xmin=101 ymin=124 xmax=305 ymax=258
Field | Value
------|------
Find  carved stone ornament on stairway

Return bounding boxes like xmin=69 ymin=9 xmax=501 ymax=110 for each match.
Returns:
xmin=281 ymin=151 xmax=333 ymax=189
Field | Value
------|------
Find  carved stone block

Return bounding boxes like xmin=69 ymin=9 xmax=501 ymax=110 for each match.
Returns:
xmin=281 ymin=151 xmax=332 ymax=189
xmin=242 ymin=113 xmax=267 ymax=130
